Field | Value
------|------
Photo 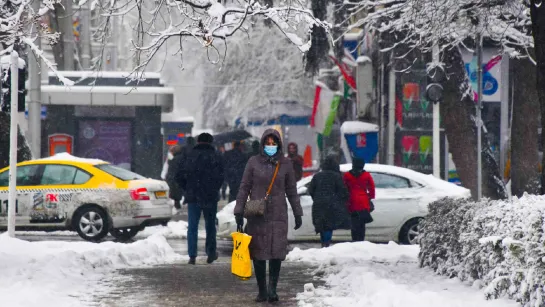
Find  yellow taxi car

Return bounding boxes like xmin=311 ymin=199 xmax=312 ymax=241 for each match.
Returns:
xmin=0 ymin=153 xmax=172 ymax=242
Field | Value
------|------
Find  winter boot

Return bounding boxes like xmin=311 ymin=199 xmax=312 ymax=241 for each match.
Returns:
xmin=253 ymin=260 xmax=267 ymax=302
xmin=268 ymin=259 xmax=282 ymax=302
xmin=188 ymin=257 xmax=196 ymax=265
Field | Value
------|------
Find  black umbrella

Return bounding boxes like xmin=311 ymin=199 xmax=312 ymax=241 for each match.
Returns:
xmin=213 ymin=130 xmax=252 ymax=145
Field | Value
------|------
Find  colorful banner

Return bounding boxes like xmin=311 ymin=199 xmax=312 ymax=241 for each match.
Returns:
xmin=395 ymin=130 xmax=445 ymax=175
xmin=399 ymin=69 xmax=433 ymax=130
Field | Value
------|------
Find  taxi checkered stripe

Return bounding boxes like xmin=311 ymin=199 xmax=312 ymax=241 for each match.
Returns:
xmin=0 ymin=188 xmax=127 ymax=194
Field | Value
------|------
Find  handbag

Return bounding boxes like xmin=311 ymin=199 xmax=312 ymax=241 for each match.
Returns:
xmin=243 ymin=162 xmax=280 ymax=218
xmin=369 ymin=200 xmax=375 ymax=212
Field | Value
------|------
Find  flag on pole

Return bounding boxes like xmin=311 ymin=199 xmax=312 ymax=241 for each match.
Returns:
xmin=311 ymin=82 xmax=341 ymax=137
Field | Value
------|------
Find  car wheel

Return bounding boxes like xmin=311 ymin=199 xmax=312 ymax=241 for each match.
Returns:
xmin=74 ymin=206 xmax=109 ymax=242
xmin=399 ymin=218 xmax=423 ymax=245
xmin=110 ymin=228 xmax=140 ymax=242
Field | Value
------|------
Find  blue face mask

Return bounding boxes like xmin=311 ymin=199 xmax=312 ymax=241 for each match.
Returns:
xmin=264 ymin=145 xmax=278 ymax=156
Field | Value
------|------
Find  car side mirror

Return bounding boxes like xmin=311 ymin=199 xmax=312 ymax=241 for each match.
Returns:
xmin=297 ymin=187 xmax=308 ymax=195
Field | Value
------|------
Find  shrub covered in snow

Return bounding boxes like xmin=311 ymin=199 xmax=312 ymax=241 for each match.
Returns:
xmin=419 ymin=195 xmax=545 ymax=306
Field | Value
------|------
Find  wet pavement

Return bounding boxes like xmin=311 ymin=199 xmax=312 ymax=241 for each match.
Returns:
xmin=14 ymin=200 xmax=324 ymax=307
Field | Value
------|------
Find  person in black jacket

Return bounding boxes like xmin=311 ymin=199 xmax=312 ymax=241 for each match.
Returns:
xmin=166 ymin=145 xmax=183 ymax=212
xmin=308 ymin=156 xmax=350 ymax=248
xmin=223 ymin=141 xmax=249 ymax=202
xmin=179 ymin=133 xmax=225 ymax=265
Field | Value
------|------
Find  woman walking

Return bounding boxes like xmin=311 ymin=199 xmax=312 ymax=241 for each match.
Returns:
xmin=308 ymin=156 xmax=349 ymax=248
xmin=343 ymin=158 xmax=375 ymax=242
xmin=234 ymin=129 xmax=303 ymax=303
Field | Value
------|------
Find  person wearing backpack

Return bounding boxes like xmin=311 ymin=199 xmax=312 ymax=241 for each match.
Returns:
xmin=179 ymin=133 xmax=225 ymax=265
xmin=343 ymin=157 xmax=375 ymax=242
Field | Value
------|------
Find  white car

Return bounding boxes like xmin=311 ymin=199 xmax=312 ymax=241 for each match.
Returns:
xmin=217 ymin=163 xmax=470 ymax=244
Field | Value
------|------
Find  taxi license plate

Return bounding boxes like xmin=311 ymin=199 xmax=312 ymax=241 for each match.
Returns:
xmin=155 ymin=191 xmax=167 ymax=198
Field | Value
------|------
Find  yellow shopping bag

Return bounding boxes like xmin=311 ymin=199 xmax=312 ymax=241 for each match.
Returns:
xmin=231 ymin=231 xmax=252 ymax=280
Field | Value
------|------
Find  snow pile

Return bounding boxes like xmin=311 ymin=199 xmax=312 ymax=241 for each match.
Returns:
xmin=0 ymin=233 xmax=182 ymax=306
xmin=15 ymin=221 xmax=205 ymax=239
xmin=288 ymin=241 xmax=517 ymax=307
xmin=419 ymin=195 xmax=545 ymax=306
xmin=137 ymin=220 xmax=205 ymax=239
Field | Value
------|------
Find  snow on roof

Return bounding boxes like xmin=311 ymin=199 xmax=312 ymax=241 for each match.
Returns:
xmin=37 ymin=153 xmax=108 ymax=165
xmin=0 ymin=55 xmax=26 ymax=69
xmin=161 ymin=115 xmax=195 ymax=123
xmin=243 ymin=100 xmax=312 ymax=121
xmin=344 ymin=30 xmax=364 ymax=41
xmin=356 ymin=56 xmax=372 ymax=64
xmin=341 ymin=121 xmax=379 ymax=134
xmin=47 ymin=71 xmax=162 ymax=80
xmin=42 ymin=85 xmax=174 ymax=94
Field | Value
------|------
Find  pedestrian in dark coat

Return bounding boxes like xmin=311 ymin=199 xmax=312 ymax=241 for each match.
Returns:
xmin=343 ymin=157 xmax=375 ymax=242
xmin=179 ymin=133 xmax=224 ymax=265
xmin=308 ymin=156 xmax=349 ymax=248
xmin=223 ymin=141 xmax=248 ymax=202
xmin=173 ymin=136 xmax=195 ymax=205
xmin=234 ymin=129 xmax=303 ymax=303
xmin=166 ymin=145 xmax=183 ymax=210
xmin=287 ymin=142 xmax=304 ymax=181
xmin=250 ymin=140 xmax=261 ymax=157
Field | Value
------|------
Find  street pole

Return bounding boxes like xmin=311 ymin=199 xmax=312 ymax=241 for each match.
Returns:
xmin=7 ymin=51 xmax=20 ymax=237
xmin=28 ymin=0 xmax=42 ymax=159
xmin=63 ymin=0 xmax=75 ymax=70
xmin=432 ymin=45 xmax=440 ymax=178
xmin=476 ymin=33 xmax=483 ymax=200
xmin=387 ymin=65 xmax=396 ymax=165
xmin=81 ymin=1 xmax=92 ymax=69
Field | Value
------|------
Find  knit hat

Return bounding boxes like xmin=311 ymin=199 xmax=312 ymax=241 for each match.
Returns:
xmin=352 ymin=157 xmax=365 ymax=170
xmin=197 ymin=133 xmax=214 ymax=144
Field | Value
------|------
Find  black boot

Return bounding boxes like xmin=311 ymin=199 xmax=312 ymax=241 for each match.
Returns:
xmin=253 ymin=260 xmax=267 ymax=302
xmin=268 ymin=259 xmax=282 ymax=302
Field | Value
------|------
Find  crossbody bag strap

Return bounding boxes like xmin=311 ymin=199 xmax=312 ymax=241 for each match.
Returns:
xmin=265 ymin=163 xmax=281 ymax=198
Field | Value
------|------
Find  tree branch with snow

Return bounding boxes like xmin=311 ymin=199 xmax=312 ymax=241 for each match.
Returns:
xmin=90 ymin=0 xmax=330 ymax=78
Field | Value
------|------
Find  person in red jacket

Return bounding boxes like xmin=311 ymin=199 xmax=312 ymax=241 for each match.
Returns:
xmin=343 ymin=157 xmax=375 ymax=241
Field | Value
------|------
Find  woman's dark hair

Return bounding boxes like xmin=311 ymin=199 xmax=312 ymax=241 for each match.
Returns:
xmin=322 ymin=155 xmax=340 ymax=172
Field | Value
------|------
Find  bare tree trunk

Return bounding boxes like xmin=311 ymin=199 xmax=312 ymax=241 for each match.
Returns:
xmin=530 ymin=1 xmax=545 ymax=195
xmin=510 ymin=56 xmax=540 ymax=196
xmin=49 ymin=9 xmax=65 ymax=71
xmin=442 ymin=48 xmax=506 ymax=200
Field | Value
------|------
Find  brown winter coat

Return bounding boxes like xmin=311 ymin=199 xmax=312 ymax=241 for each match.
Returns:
xmin=234 ymin=129 xmax=303 ymax=260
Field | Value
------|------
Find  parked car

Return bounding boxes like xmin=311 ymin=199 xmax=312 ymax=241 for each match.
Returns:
xmin=0 ymin=153 xmax=172 ymax=242
xmin=217 ymin=163 xmax=470 ymax=244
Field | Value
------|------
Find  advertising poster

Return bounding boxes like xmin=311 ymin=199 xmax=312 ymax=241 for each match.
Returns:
xmin=395 ymin=130 xmax=445 ymax=175
xmin=398 ymin=69 xmax=433 ymax=130
xmin=77 ymin=120 xmax=132 ymax=170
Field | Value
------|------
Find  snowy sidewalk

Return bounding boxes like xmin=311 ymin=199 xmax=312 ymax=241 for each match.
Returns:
xmin=287 ymin=242 xmax=518 ymax=307
xmin=0 ymin=233 xmax=183 ymax=307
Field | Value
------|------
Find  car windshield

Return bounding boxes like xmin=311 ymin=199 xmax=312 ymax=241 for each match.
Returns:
xmin=95 ymin=164 xmax=146 ymax=181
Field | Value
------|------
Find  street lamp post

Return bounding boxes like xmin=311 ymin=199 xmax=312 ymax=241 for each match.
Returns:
xmin=476 ymin=33 xmax=483 ymax=200
xmin=7 ymin=51 xmax=20 ymax=237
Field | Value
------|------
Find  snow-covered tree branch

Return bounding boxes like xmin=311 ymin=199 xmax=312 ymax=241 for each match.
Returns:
xmin=346 ymin=0 xmax=532 ymax=61
xmin=89 ymin=0 xmax=330 ymax=76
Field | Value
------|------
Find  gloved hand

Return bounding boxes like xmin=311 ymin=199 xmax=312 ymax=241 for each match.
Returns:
xmin=235 ymin=214 xmax=244 ymax=229
xmin=294 ymin=215 xmax=302 ymax=230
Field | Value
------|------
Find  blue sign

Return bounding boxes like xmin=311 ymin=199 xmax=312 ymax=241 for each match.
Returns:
xmin=344 ymin=132 xmax=379 ymax=163
xmin=24 ymin=106 xmax=46 ymax=119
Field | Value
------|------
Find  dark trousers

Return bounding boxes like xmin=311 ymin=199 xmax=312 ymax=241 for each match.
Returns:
xmin=320 ymin=231 xmax=333 ymax=244
xmin=351 ymin=211 xmax=367 ymax=242
xmin=228 ymin=183 xmax=240 ymax=203
xmin=187 ymin=203 xmax=217 ymax=258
